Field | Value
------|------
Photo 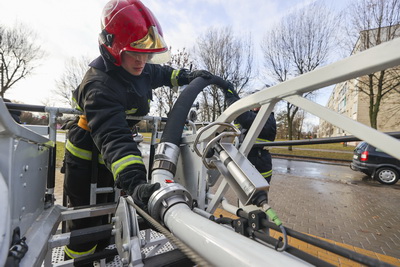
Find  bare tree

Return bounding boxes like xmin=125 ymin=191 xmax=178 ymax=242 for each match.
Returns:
xmin=345 ymin=0 xmax=400 ymax=129
xmin=274 ymin=109 xmax=289 ymax=140
xmin=195 ymin=26 xmax=254 ymax=121
xmin=53 ymin=56 xmax=91 ymax=107
xmin=152 ymin=47 xmax=194 ymax=117
xmin=0 ymin=23 xmax=46 ymax=97
xmin=293 ymin=110 xmax=306 ymax=140
xmin=261 ymin=2 xmax=339 ymax=146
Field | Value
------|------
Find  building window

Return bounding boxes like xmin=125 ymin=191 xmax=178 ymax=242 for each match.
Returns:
xmin=338 ymin=96 xmax=346 ymax=113
xmin=339 ymin=84 xmax=348 ymax=97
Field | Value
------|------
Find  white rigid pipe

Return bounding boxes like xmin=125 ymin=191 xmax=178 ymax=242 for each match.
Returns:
xmin=221 ymin=198 xmax=239 ymax=215
xmin=207 ymin=193 xmax=239 ymax=215
xmin=163 ymin=203 xmax=309 ymax=267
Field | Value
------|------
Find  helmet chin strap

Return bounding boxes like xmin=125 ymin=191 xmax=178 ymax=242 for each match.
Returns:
xmin=99 ymin=45 xmax=116 ymax=64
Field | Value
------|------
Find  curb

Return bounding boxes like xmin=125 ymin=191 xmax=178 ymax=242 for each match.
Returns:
xmin=271 ymin=153 xmax=352 ymax=166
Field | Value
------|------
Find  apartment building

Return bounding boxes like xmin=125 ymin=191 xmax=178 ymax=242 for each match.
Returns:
xmin=319 ymin=26 xmax=400 ymax=138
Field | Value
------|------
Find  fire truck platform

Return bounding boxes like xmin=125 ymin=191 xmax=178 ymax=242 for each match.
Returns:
xmin=53 ymin=166 xmax=400 ymax=266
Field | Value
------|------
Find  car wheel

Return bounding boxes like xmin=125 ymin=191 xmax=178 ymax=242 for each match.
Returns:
xmin=374 ymin=167 xmax=399 ymax=185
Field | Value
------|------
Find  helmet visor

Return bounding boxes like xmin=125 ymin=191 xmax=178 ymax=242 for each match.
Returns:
xmin=124 ymin=50 xmax=171 ymax=65
xmin=127 ymin=26 xmax=170 ymax=64
xmin=147 ymin=50 xmax=171 ymax=64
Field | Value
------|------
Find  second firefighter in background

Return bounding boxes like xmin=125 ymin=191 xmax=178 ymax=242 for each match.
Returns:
xmin=223 ymin=87 xmax=277 ymax=184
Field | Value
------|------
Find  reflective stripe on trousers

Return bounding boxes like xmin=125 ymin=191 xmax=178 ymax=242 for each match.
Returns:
xmin=64 ymin=244 xmax=97 ymax=259
xmin=66 ymin=140 xmax=105 ymax=164
xmin=260 ymin=169 xmax=272 ymax=178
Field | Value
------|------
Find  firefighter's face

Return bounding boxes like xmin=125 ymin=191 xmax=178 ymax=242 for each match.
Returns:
xmin=121 ymin=52 xmax=149 ymax=76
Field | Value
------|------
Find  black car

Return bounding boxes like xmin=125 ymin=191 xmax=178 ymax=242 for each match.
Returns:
xmin=350 ymin=141 xmax=400 ymax=185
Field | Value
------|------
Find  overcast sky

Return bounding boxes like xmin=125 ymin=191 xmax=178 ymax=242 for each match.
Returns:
xmin=0 ymin=0 xmax=350 ymax=109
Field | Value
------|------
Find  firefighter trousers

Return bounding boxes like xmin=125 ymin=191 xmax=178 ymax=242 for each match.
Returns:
xmin=248 ymin=148 xmax=273 ymax=184
xmin=63 ymin=152 xmax=115 ymax=259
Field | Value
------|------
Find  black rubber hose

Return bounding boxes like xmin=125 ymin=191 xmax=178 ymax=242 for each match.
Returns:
xmin=249 ymin=228 xmax=335 ymax=267
xmin=254 ymin=131 xmax=400 ymax=147
xmin=4 ymin=102 xmax=46 ymax=112
xmin=215 ymin=217 xmax=234 ymax=226
xmin=160 ymin=76 xmax=230 ymax=146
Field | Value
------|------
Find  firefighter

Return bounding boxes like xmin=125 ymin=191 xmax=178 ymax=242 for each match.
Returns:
xmin=63 ymin=0 xmax=213 ymax=261
xmin=223 ymin=87 xmax=277 ymax=183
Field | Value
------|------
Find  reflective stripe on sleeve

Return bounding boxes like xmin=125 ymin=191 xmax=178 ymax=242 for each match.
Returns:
xmin=125 ymin=108 xmax=138 ymax=115
xmin=171 ymin=69 xmax=180 ymax=87
xmin=66 ymin=140 xmax=105 ymax=164
xmin=72 ymin=97 xmax=83 ymax=111
xmin=255 ymin=138 xmax=271 ymax=143
xmin=64 ymin=245 xmax=97 ymax=259
xmin=111 ymin=154 xmax=144 ymax=179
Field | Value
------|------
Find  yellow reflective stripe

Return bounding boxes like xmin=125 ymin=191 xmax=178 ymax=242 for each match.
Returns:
xmin=66 ymin=140 xmax=91 ymax=160
xmin=72 ymin=97 xmax=83 ymax=111
xmin=64 ymin=245 xmax=97 ymax=259
xmin=171 ymin=69 xmax=180 ymax=87
xmin=260 ymin=170 xmax=272 ymax=178
xmin=255 ymin=138 xmax=271 ymax=143
xmin=44 ymin=140 xmax=55 ymax=148
xmin=98 ymin=155 xmax=105 ymax=164
xmin=126 ymin=108 xmax=138 ymax=115
xmin=66 ymin=140 xmax=105 ymax=164
xmin=112 ymin=155 xmax=144 ymax=179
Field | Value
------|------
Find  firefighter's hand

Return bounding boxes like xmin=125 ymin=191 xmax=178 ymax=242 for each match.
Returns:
xmin=223 ymin=82 xmax=239 ymax=98
xmin=115 ymin=168 xmax=147 ymax=195
xmin=177 ymin=69 xmax=213 ymax=85
xmin=222 ymin=82 xmax=240 ymax=107
xmin=132 ymin=183 xmax=161 ymax=212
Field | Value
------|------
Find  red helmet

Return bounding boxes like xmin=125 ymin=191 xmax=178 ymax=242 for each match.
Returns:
xmin=99 ymin=0 xmax=170 ymax=66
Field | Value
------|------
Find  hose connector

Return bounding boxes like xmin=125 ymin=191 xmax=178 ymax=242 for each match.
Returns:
xmin=148 ymin=183 xmax=192 ymax=223
xmin=262 ymin=203 xmax=282 ymax=227
xmin=152 ymin=142 xmax=180 ymax=175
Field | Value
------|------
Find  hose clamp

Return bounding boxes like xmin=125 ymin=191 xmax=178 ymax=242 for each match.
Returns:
xmin=152 ymin=142 xmax=180 ymax=174
xmin=148 ymin=183 xmax=192 ymax=223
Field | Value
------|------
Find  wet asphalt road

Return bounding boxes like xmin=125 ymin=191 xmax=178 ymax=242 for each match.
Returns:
xmin=273 ymin=157 xmax=357 ymax=181
xmin=273 ymin=157 xmax=400 ymax=189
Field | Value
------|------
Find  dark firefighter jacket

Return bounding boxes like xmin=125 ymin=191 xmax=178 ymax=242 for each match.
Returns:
xmin=235 ymin=110 xmax=276 ymax=144
xmin=226 ymin=93 xmax=276 ymax=180
xmin=66 ymin=56 xmax=180 ymax=194
xmin=235 ymin=110 xmax=276 ymax=180
xmin=226 ymin=93 xmax=276 ymax=144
